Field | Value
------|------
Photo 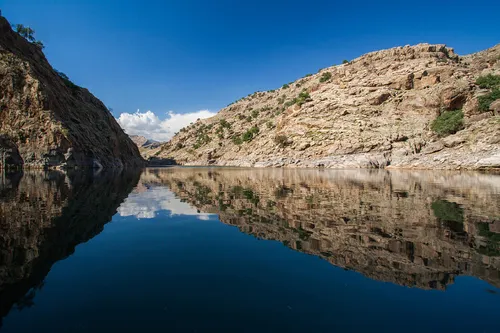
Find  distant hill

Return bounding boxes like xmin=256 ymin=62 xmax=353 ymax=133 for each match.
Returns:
xmin=129 ymin=135 xmax=162 ymax=149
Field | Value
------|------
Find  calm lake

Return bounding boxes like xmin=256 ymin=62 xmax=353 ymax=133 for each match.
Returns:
xmin=1 ymin=167 xmax=499 ymax=333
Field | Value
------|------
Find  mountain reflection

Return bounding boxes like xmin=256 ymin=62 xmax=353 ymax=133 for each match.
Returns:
xmin=143 ymin=167 xmax=500 ymax=290
xmin=0 ymin=170 xmax=141 ymax=326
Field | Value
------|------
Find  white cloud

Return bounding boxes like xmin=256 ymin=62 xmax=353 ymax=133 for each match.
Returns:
xmin=117 ymin=186 xmax=214 ymax=220
xmin=116 ymin=109 xmax=217 ymax=142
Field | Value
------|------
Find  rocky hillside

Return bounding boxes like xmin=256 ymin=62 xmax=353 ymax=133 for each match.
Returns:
xmin=0 ymin=15 xmax=144 ymax=169
xmin=156 ymin=43 xmax=500 ymax=170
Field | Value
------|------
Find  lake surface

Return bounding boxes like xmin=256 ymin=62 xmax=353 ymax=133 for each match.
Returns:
xmin=1 ymin=167 xmax=500 ymax=333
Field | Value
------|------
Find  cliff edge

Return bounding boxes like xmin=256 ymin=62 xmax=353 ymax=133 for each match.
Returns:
xmin=0 ymin=15 xmax=144 ymax=169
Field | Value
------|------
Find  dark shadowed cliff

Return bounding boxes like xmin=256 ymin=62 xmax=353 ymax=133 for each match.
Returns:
xmin=0 ymin=15 xmax=144 ymax=169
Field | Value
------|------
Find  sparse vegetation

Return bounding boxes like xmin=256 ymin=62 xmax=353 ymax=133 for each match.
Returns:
xmin=219 ymin=119 xmax=231 ymax=128
xmin=476 ymin=74 xmax=500 ymax=89
xmin=295 ymin=90 xmax=311 ymax=106
xmin=232 ymin=136 xmax=243 ymax=145
xmin=12 ymin=23 xmax=44 ymax=50
xmin=282 ymin=83 xmax=290 ymax=89
xmin=431 ymin=110 xmax=464 ymax=137
xmin=32 ymin=40 xmax=44 ymax=49
xmin=319 ymin=72 xmax=332 ymax=83
xmin=251 ymin=109 xmax=259 ymax=118
xmin=478 ymin=89 xmax=500 ymax=112
xmin=431 ymin=200 xmax=464 ymax=223
xmin=242 ymin=126 xmax=259 ymax=142
xmin=475 ymin=74 xmax=500 ymax=112
xmin=342 ymin=59 xmax=349 ymax=64
xmin=55 ymin=70 xmax=78 ymax=91
xmin=274 ymin=135 xmax=289 ymax=147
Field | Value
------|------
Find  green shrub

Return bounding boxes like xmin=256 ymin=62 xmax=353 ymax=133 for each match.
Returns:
xmin=219 ymin=119 xmax=231 ymax=128
xmin=478 ymin=88 xmax=500 ymax=112
xmin=342 ymin=59 xmax=349 ymax=64
xmin=305 ymin=73 xmax=312 ymax=77
xmin=274 ymin=135 xmax=288 ymax=147
xmin=266 ymin=121 xmax=274 ymax=129
xmin=55 ymin=70 xmax=78 ymax=91
xmin=296 ymin=90 xmax=311 ymax=106
xmin=282 ymin=83 xmax=289 ymax=89
xmin=319 ymin=72 xmax=332 ymax=83
xmin=241 ymin=126 xmax=259 ymax=142
xmin=33 ymin=40 xmax=44 ymax=50
xmin=232 ymin=136 xmax=243 ymax=145
xmin=241 ymin=131 xmax=253 ymax=142
xmin=476 ymin=74 xmax=500 ymax=89
xmin=251 ymin=109 xmax=259 ymax=118
xmin=246 ymin=116 xmax=252 ymax=122
xmin=431 ymin=110 xmax=464 ymax=136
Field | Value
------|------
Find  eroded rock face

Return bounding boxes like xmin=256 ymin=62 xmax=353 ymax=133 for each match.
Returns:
xmin=143 ymin=168 xmax=500 ymax=290
xmin=156 ymin=43 xmax=500 ymax=170
xmin=0 ymin=16 xmax=144 ymax=169
xmin=0 ymin=169 xmax=141 ymax=324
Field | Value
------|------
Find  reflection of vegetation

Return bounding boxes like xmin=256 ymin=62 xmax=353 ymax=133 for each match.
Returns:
xmin=432 ymin=200 xmax=464 ymax=223
xmin=274 ymin=185 xmax=293 ymax=199
xmin=193 ymin=181 xmax=212 ymax=204
xmin=15 ymin=280 xmax=45 ymax=311
xmin=266 ymin=200 xmax=276 ymax=209
xmin=242 ymin=189 xmax=260 ymax=206
xmin=478 ymin=223 xmax=500 ymax=242
xmin=477 ymin=242 xmax=500 ymax=256
xmin=293 ymin=226 xmax=312 ymax=240
xmin=476 ymin=223 xmax=500 ymax=256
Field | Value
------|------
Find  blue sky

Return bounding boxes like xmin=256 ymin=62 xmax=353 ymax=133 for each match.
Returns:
xmin=2 ymin=0 xmax=499 ymax=140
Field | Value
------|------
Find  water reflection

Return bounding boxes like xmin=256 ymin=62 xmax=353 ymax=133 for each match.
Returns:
xmin=1 ymin=167 xmax=499 ymax=332
xmin=0 ymin=170 xmax=141 ymax=327
xmin=141 ymin=167 xmax=500 ymax=290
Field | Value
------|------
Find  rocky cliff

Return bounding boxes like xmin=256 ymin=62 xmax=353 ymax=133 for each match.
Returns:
xmin=0 ymin=15 xmax=144 ymax=169
xmin=155 ymin=43 xmax=500 ymax=170
xmin=143 ymin=168 xmax=500 ymax=289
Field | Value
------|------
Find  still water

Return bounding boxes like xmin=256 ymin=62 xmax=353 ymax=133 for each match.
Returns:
xmin=0 ymin=167 xmax=499 ymax=333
